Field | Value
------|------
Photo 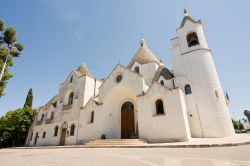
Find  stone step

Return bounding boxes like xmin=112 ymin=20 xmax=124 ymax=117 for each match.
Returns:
xmin=89 ymin=140 xmax=147 ymax=143
xmin=85 ymin=139 xmax=148 ymax=146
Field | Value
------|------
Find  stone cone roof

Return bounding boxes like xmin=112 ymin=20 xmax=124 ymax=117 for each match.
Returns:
xmin=128 ymin=39 xmax=160 ymax=68
xmin=75 ymin=63 xmax=92 ymax=77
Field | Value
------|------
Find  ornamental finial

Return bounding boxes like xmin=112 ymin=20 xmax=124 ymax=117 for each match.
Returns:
xmin=140 ymin=33 xmax=147 ymax=47
xmin=184 ymin=7 xmax=189 ymax=16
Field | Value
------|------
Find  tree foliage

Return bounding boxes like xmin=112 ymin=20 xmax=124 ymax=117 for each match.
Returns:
xmin=0 ymin=19 xmax=23 ymax=97
xmin=23 ymin=88 xmax=33 ymax=108
xmin=232 ymin=119 xmax=244 ymax=130
xmin=0 ymin=107 xmax=35 ymax=147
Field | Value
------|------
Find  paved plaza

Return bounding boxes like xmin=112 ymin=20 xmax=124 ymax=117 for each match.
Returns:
xmin=1 ymin=145 xmax=250 ymax=166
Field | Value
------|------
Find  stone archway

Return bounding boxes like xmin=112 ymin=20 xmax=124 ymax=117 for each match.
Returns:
xmin=121 ymin=101 xmax=135 ymax=139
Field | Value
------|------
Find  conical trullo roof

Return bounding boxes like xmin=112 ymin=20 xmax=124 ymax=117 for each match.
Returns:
xmin=128 ymin=38 xmax=160 ymax=68
xmin=75 ymin=63 xmax=92 ymax=77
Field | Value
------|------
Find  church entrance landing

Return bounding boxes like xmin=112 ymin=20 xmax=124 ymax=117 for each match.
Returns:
xmin=121 ymin=101 xmax=135 ymax=139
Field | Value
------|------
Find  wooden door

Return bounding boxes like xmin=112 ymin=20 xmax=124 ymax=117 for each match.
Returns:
xmin=60 ymin=128 xmax=67 ymax=145
xmin=121 ymin=102 xmax=135 ymax=139
xmin=34 ymin=132 xmax=38 ymax=145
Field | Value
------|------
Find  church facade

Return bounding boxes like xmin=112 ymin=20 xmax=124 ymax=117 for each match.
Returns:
xmin=26 ymin=11 xmax=235 ymax=146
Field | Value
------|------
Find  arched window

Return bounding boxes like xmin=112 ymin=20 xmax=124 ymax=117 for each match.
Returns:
xmin=90 ymin=111 xmax=94 ymax=123
xmin=187 ymin=32 xmax=199 ymax=47
xmin=70 ymin=124 xmax=75 ymax=136
xmin=134 ymin=66 xmax=140 ymax=74
xmin=54 ymin=126 xmax=59 ymax=136
xmin=68 ymin=92 xmax=74 ymax=105
xmin=41 ymin=114 xmax=44 ymax=121
xmin=70 ymin=75 xmax=73 ymax=83
xmin=121 ymin=101 xmax=134 ymax=110
xmin=30 ymin=132 xmax=33 ymax=141
xmin=42 ymin=131 xmax=46 ymax=138
xmin=185 ymin=85 xmax=192 ymax=94
xmin=51 ymin=112 xmax=54 ymax=120
xmin=160 ymin=80 xmax=164 ymax=86
xmin=155 ymin=99 xmax=164 ymax=115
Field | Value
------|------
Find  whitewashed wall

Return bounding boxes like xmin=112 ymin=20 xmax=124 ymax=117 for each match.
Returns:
xmin=137 ymin=83 xmax=191 ymax=142
xmin=131 ymin=61 xmax=159 ymax=85
xmin=170 ymin=18 xmax=234 ymax=137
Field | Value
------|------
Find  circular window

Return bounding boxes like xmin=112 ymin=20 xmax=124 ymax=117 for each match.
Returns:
xmin=116 ymin=74 xmax=122 ymax=83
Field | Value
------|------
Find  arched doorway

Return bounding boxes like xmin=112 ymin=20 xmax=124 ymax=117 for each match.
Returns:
xmin=121 ymin=101 xmax=135 ymax=139
xmin=60 ymin=122 xmax=68 ymax=145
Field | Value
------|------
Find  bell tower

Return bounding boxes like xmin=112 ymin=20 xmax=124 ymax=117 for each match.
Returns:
xmin=170 ymin=9 xmax=234 ymax=138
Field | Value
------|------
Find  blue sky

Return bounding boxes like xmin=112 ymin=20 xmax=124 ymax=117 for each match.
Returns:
xmin=0 ymin=0 xmax=249 ymax=120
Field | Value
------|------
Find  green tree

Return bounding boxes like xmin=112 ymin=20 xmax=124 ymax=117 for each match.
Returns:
xmin=238 ymin=120 xmax=244 ymax=130
xmin=0 ymin=107 xmax=34 ymax=146
xmin=23 ymin=88 xmax=33 ymax=108
xmin=232 ymin=119 xmax=239 ymax=129
xmin=0 ymin=19 xmax=23 ymax=97
xmin=232 ymin=119 xmax=244 ymax=130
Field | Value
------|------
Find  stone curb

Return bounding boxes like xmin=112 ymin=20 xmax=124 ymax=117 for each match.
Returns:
xmin=5 ymin=141 xmax=250 ymax=149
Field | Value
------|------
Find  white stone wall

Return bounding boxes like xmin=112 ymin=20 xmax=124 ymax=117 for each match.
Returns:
xmin=137 ymin=83 xmax=191 ymax=142
xmin=27 ymin=16 xmax=236 ymax=146
xmin=29 ymin=123 xmax=60 ymax=146
xmin=98 ymin=65 xmax=145 ymax=139
xmin=157 ymin=76 xmax=174 ymax=89
xmin=131 ymin=61 xmax=159 ymax=85
xmin=29 ymin=120 xmax=79 ymax=146
xmin=77 ymin=99 xmax=103 ymax=144
xmin=170 ymin=18 xmax=234 ymax=137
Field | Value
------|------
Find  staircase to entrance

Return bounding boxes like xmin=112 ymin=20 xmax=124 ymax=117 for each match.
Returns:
xmin=84 ymin=139 xmax=148 ymax=147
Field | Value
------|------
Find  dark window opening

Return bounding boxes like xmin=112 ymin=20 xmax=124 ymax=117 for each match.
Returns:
xmin=54 ymin=126 xmax=58 ymax=136
xmin=155 ymin=99 xmax=164 ymax=115
xmin=68 ymin=92 xmax=74 ymax=105
xmin=185 ymin=85 xmax=192 ymax=94
xmin=70 ymin=124 xmax=75 ymax=136
xmin=42 ymin=131 xmax=46 ymax=138
xmin=41 ymin=114 xmax=44 ymax=121
xmin=187 ymin=32 xmax=199 ymax=47
xmin=90 ymin=111 xmax=94 ymax=123
xmin=70 ymin=75 xmax=73 ymax=83
xmin=160 ymin=80 xmax=164 ymax=86
xmin=116 ymin=74 xmax=122 ymax=83
xmin=134 ymin=66 xmax=140 ymax=74
xmin=51 ymin=112 xmax=54 ymax=120
xmin=52 ymin=102 xmax=57 ymax=108
xmin=30 ymin=132 xmax=33 ymax=141
xmin=121 ymin=101 xmax=134 ymax=110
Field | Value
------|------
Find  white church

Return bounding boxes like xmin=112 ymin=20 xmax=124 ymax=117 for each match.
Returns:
xmin=26 ymin=10 xmax=235 ymax=146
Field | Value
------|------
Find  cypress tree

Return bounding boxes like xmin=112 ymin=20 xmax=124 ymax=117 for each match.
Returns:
xmin=23 ymin=88 xmax=33 ymax=108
